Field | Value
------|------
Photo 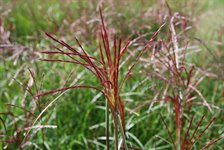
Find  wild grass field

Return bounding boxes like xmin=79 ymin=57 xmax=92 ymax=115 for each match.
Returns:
xmin=0 ymin=0 xmax=224 ymax=149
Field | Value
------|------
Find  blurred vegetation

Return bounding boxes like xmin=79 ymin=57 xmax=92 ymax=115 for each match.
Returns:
xmin=0 ymin=0 xmax=224 ymax=149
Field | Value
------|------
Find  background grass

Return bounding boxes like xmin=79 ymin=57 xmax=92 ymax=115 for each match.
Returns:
xmin=0 ymin=0 xmax=224 ymax=149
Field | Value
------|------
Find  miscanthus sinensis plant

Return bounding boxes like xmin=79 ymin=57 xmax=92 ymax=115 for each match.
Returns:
xmin=33 ymin=9 xmax=165 ymax=150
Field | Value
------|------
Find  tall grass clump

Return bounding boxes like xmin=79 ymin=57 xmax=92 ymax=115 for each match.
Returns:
xmin=136 ymin=8 xmax=224 ymax=149
xmin=32 ymin=9 xmax=164 ymax=149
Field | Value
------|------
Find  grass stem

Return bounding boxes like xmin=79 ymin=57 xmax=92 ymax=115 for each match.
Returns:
xmin=117 ymin=112 xmax=128 ymax=150
xmin=106 ymin=101 xmax=110 ymax=150
xmin=114 ymin=112 xmax=118 ymax=150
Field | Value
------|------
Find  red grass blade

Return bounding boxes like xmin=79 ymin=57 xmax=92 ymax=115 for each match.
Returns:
xmin=119 ymin=41 xmax=130 ymax=60
xmin=41 ymin=50 xmax=97 ymax=61
xmin=100 ymin=9 xmax=112 ymax=71
xmin=187 ymin=113 xmax=206 ymax=146
xmin=119 ymin=23 xmax=166 ymax=90
xmin=39 ymin=58 xmax=89 ymax=66
xmin=160 ymin=113 xmax=177 ymax=150
xmin=200 ymin=135 xmax=224 ymax=150
xmin=181 ymin=114 xmax=194 ymax=150
xmin=75 ymin=37 xmax=105 ymax=83
xmin=190 ymin=117 xmax=217 ymax=148
xmin=35 ymin=85 xmax=105 ymax=98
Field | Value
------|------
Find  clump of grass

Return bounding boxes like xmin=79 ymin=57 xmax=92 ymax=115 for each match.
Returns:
xmin=0 ymin=68 xmax=55 ymax=149
xmin=33 ymin=9 xmax=164 ymax=149
xmin=135 ymin=10 xmax=224 ymax=149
